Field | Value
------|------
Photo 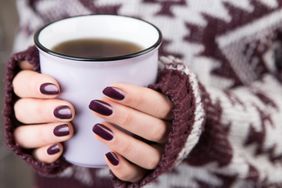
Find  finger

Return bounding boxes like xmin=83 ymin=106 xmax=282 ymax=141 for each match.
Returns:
xmin=102 ymin=83 xmax=172 ymax=119
xmin=13 ymin=70 xmax=61 ymax=98
xmin=89 ymin=99 xmax=167 ymax=143
xmin=14 ymin=122 xmax=74 ymax=148
xmin=33 ymin=143 xmax=63 ymax=163
xmin=18 ymin=60 xmax=34 ymax=70
xmin=105 ymin=152 xmax=146 ymax=182
xmin=93 ymin=123 xmax=161 ymax=170
xmin=14 ymin=98 xmax=75 ymax=124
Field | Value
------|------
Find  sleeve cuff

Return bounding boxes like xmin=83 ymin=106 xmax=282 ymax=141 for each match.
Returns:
xmin=112 ymin=56 xmax=206 ymax=187
xmin=4 ymin=46 xmax=70 ymax=176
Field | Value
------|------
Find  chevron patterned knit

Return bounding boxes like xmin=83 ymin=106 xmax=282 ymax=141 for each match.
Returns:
xmin=4 ymin=0 xmax=282 ymax=187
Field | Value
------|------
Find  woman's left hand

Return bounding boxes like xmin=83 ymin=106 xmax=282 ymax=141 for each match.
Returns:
xmin=89 ymin=83 xmax=172 ymax=182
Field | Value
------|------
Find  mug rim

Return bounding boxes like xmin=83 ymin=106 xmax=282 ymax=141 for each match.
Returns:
xmin=34 ymin=14 xmax=162 ymax=62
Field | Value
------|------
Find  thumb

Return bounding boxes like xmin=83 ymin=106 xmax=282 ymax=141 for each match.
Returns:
xmin=18 ymin=60 xmax=34 ymax=70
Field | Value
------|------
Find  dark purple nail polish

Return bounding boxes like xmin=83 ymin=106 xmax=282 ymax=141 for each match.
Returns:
xmin=103 ymin=87 xmax=125 ymax=100
xmin=40 ymin=83 xmax=60 ymax=95
xmin=92 ymin=123 xmax=113 ymax=141
xmin=53 ymin=124 xmax=70 ymax=137
xmin=47 ymin=144 xmax=60 ymax=155
xmin=54 ymin=105 xmax=72 ymax=119
xmin=105 ymin=152 xmax=119 ymax=166
xmin=89 ymin=100 xmax=113 ymax=116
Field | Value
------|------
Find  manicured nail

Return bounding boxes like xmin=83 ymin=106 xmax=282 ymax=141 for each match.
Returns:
xmin=47 ymin=144 xmax=60 ymax=155
xmin=40 ymin=83 xmax=60 ymax=95
xmin=89 ymin=100 xmax=113 ymax=116
xmin=103 ymin=87 xmax=125 ymax=100
xmin=105 ymin=152 xmax=119 ymax=166
xmin=92 ymin=123 xmax=113 ymax=141
xmin=54 ymin=105 xmax=72 ymax=119
xmin=53 ymin=124 xmax=70 ymax=137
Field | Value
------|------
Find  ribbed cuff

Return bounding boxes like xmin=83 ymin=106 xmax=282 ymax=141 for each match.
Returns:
xmin=112 ymin=58 xmax=206 ymax=187
xmin=3 ymin=46 xmax=70 ymax=175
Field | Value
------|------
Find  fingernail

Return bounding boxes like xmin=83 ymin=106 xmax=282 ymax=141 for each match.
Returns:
xmin=40 ymin=83 xmax=60 ymax=95
xmin=92 ymin=123 xmax=113 ymax=141
xmin=54 ymin=105 xmax=72 ymax=119
xmin=53 ymin=124 xmax=70 ymax=137
xmin=89 ymin=100 xmax=113 ymax=116
xmin=103 ymin=87 xmax=125 ymax=100
xmin=47 ymin=144 xmax=60 ymax=155
xmin=105 ymin=152 xmax=119 ymax=166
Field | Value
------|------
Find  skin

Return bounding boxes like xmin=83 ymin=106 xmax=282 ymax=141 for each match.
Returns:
xmin=13 ymin=61 xmax=172 ymax=182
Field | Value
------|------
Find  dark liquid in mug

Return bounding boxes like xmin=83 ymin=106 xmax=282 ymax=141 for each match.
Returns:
xmin=52 ymin=38 xmax=143 ymax=58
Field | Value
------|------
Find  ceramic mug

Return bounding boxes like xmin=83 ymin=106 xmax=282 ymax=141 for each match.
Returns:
xmin=34 ymin=15 xmax=162 ymax=168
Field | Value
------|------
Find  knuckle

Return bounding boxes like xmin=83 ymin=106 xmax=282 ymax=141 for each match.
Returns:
xmin=149 ymin=125 xmax=161 ymax=141
xmin=145 ymin=155 xmax=160 ymax=170
xmin=13 ymin=70 xmax=30 ymax=85
xmin=120 ymin=110 xmax=133 ymax=125
xmin=38 ymin=126 xmax=50 ymax=144
xmin=13 ymin=126 xmax=24 ymax=145
xmin=12 ymin=70 xmax=40 ymax=97
xmin=14 ymin=99 xmax=26 ymax=122
xmin=149 ymin=123 xmax=165 ymax=142
xmin=32 ymin=100 xmax=45 ymax=119
xmin=154 ymin=107 xmax=167 ymax=118
xmin=113 ymin=139 xmax=132 ymax=155
xmin=116 ymin=170 xmax=133 ymax=182
xmin=33 ymin=150 xmax=44 ymax=162
xmin=120 ymin=141 xmax=132 ymax=154
xmin=19 ymin=61 xmax=34 ymax=70
xmin=12 ymin=73 xmax=20 ymax=90
xmin=13 ymin=70 xmax=25 ymax=81
xmin=126 ymin=91 xmax=143 ymax=107
xmin=33 ymin=125 xmax=57 ymax=147
xmin=134 ymin=94 xmax=144 ymax=107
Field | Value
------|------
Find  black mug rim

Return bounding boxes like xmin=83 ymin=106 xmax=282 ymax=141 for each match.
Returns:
xmin=34 ymin=14 xmax=162 ymax=62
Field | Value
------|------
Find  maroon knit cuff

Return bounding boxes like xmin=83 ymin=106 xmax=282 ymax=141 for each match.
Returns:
xmin=3 ymin=46 xmax=70 ymax=175
xmin=112 ymin=68 xmax=198 ymax=187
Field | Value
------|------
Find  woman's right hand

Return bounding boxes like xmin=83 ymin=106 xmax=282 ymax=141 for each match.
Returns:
xmin=12 ymin=60 xmax=75 ymax=163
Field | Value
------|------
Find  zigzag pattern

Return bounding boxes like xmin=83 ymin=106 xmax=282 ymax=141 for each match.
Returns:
xmin=15 ymin=0 xmax=282 ymax=187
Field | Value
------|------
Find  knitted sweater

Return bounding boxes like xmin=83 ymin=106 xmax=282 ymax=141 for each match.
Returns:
xmin=4 ymin=0 xmax=282 ymax=187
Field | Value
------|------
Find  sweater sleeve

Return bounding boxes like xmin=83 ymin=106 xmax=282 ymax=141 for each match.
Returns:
xmin=113 ymin=56 xmax=282 ymax=187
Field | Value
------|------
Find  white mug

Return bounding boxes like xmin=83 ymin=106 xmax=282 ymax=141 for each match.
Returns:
xmin=34 ymin=15 xmax=162 ymax=168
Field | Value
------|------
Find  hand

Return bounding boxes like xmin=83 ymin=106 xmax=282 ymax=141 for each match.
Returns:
xmin=13 ymin=61 xmax=75 ymax=163
xmin=89 ymin=83 xmax=172 ymax=182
